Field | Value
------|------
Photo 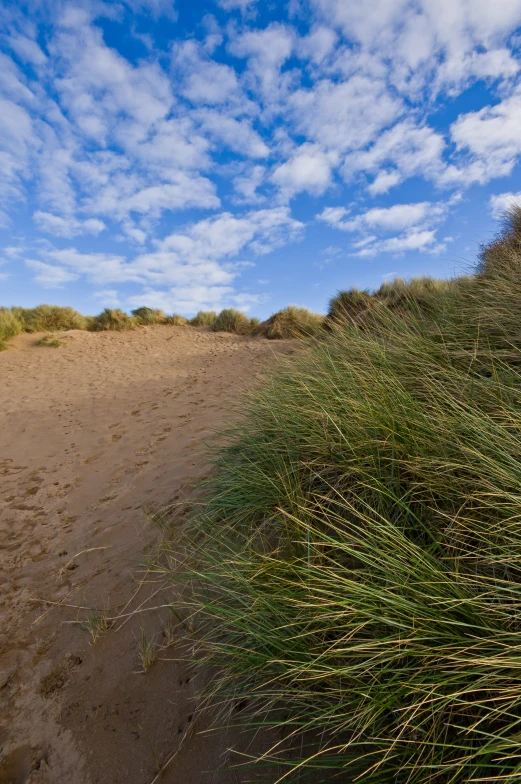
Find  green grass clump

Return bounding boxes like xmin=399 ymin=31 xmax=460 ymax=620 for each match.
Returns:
xmin=326 ymin=287 xmax=375 ymax=326
xmin=0 ymin=307 xmax=22 ymax=343
xmin=10 ymin=306 xmax=27 ymax=324
xmin=131 ymin=307 xmax=165 ymax=325
xmin=36 ymin=334 xmax=62 ymax=347
xmin=327 ymin=278 xmax=462 ymax=329
xmin=164 ymin=314 xmax=188 ymax=326
xmin=255 ymin=305 xmax=324 ymax=339
xmin=478 ymin=205 xmax=521 ymax=282
xmin=162 ymin=208 xmax=521 ymax=783
xmin=190 ymin=311 xmax=217 ymax=328
xmin=21 ymin=304 xmax=87 ymax=332
xmin=212 ymin=308 xmax=251 ymax=335
xmin=0 ymin=340 xmax=8 ymax=351
xmin=88 ymin=308 xmax=136 ymax=331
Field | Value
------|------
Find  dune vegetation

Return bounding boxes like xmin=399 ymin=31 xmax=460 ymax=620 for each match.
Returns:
xmin=131 ymin=307 xmax=165 ymax=325
xmin=164 ymin=314 xmax=188 ymax=326
xmin=87 ymin=308 xmax=137 ymax=331
xmin=190 ymin=310 xmax=217 ymax=328
xmin=0 ymin=304 xmax=269 ymax=349
xmin=36 ymin=334 xmax=62 ymax=347
xmin=254 ymin=305 xmax=324 ymax=339
xmin=158 ymin=208 xmax=521 ymax=783
xmin=212 ymin=308 xmax=253 ymax=335
xmin=0 ymin=307 xmax=22 ymax=350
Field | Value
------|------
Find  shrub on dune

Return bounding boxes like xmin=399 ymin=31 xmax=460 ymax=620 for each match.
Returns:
xmin=212 ymin=308 xmax=251 ymax=335
xmin=37 ymin=334 xmax=62 ymax=347
xmin=10 ymin=306 xmax=27 ymax=323
xmin=478 ymin=205 xmax=521 ymax=281
xmin=376 ymin=275 xmax=455 ymax=313
xmin=88 ymin=308 xmax=136 ymax=331
xmin=131 ymin=307 xmax=165 ymax=325
xmin=162 ymin=208 xmax=521 ymax=783
xmin=254 ymin=305 xmax=324 ymax=339
xmin=190 ymin=311 xmax=217 ymax=328
xmin=164 ymin=314 xmax=188 ymax=326
xmin=328 ymin=278 xmax=470 ymax=329
xmin=0 ymin=307 xmax=22 ymax=344
xmin=21 ymin=304 xmax=87 ymax=332
xmin=326 ymin=288 xmax=375 ymax=327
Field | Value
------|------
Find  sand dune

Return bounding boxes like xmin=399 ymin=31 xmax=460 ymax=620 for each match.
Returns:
xmin=0 ymin=326 xmax=294 ymax=784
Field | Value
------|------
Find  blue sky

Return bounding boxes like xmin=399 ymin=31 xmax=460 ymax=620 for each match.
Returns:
xmin=2 ymin=0 xmax=521 ymax=318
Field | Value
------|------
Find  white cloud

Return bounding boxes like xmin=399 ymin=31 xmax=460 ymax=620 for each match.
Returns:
xmin=343 ymin=120 xmax=446 ymax=193
xmin=52 ymin=19 xmax=173 ymax=143
xmin=289 ymin=76 xmax=402 ymax=155
xmin=42 ymin=248 xmax=139 ymax=285
xmin=22 ymin=208 xmax=303 ymax=306
xmin=312 ymin=0 xmax=521 ymax=94
xmin=321 ymin=201 xmax=447 ymax=232
xmin=0 ymin=97 xmax=38 ymax=205
xmin=272 ymin=144 xmax=334 ymax=199
xmin=34 ymin=211 xmax=106 ymax=238
xmin=94 ymin=289 xmax=121 ymax=307
xmin=172 ymin=40 xmax=242 ymax=105
xmin=317 ymin=206 xmax=350 ymax=227
xmin=6 ymin=33 xmax=47 ymax=66
xmin=125 ymin=0 xmax=178 ymax=19
xmin=298 ymin=27 xmax=337 ymax=64
xmin=217 ymin=0 xmax=258 ymax=9
xmin=193 ymin=109 xmax=269 ymax=158
xmin=159 ymin=207 xmax=304 ymax=262
xmin=319 ymin=199 xmax=452 ymax=256
xmin=228 ymin=23 xmax=294 ymax=97
xmin=128 ymin=284 xmax=262 ymax=314
xmin=26 ymin=259 xmax=79 ymax=287
xmin=489 ymin=190 xmax=521 ymax=218
xmin=233 ymin=164 xmax=266 ymax=203
xmin=353 ymin=230 xmax=444 ymax=257
xmin=445 ymin=87 xmax=521 ymax=185
xmin=83 ymin=172 xmax=220 ymax=222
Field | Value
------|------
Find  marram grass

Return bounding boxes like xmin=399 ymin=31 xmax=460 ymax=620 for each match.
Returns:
xmin=159 ymin=262 xmax=521 ymax=783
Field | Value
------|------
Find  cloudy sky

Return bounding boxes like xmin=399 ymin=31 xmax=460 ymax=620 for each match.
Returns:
xmin=1 ymin=0 xmax=521 ymax=317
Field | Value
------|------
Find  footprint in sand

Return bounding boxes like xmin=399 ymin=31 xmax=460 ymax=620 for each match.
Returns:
xmin=83 ymin=454 xmax=102 ymax=465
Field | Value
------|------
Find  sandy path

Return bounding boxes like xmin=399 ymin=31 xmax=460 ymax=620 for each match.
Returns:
xmin=0 ymin=326 xmax=294 ymax=784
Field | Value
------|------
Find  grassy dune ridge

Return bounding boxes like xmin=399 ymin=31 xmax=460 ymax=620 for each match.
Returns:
xmin=157 ymin=208 xmax=521 ymax=782
xmin=0 ymin=303 xmax=323 ymax=348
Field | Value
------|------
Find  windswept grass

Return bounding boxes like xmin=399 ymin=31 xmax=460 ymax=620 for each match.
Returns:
xmin=190 ymin=310 xmax=217 ymax=328
xmin=131 ymin=307 xmax=165 ymax=325
xmin=36 ymin=334 xmax=62 ymax=347
xmin=0 ymin=307 xmax=22 ymax=344
xmin=160 ymin=208 xmax=521 ymax=783
xmin=164 ymin=314 xmax=188 ymax=326
xmin=478 ymin=205 xmax=521 ymax=280
xmin=88 ymin=308 xmax=137 ymax=331
xmin=212 ymin=308 xmax=252 ymax=335
xmin=326 ymin=288 xmax=374 ymax=327
xmin=254 ymin=305 xmax=324 ymax=339
xmin=21 ymin=304 xmax=87 ymax=332
xmin=327 ymin=277 xmax=468 ymax=330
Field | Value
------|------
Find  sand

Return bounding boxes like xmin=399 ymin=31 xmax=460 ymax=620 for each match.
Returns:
xmin=0 ymin=325 xmax=295 ymax=784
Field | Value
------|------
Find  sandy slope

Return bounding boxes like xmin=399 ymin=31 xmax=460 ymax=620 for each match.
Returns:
xmin=0 ymin=326 xmax=294 ymax=784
